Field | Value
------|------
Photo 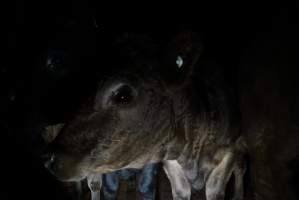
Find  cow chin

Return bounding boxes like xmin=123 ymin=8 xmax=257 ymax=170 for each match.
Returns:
xmin=48 ymin=164 xmax=89 ymax=182
xmin=54 ymin=170 xmax=87 ymax=182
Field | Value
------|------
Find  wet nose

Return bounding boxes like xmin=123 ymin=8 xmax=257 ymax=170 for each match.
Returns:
xmin=42 ymin=153 xmax=56 ymax=172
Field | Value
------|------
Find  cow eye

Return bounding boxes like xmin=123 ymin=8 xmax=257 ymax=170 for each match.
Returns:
xmin=111 ymin=85 xmax=135 ymax=105
xmin=46 ymin=56 xmax=64 ymax=71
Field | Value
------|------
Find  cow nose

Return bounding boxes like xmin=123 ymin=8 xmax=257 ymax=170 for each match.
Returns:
xmin=42 ymin=153 xmax=56 ymax=172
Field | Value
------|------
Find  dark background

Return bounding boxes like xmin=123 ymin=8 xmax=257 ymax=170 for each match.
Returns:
xmin=3 ymin=1 xmax=299 ymax=199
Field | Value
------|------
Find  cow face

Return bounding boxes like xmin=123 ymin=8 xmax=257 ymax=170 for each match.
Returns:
xmin=44 ymin=32 xmax=202 ymax=181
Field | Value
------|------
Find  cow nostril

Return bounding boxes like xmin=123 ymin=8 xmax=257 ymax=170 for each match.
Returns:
xmin=43 ymin=153 xmax=56 ymax=171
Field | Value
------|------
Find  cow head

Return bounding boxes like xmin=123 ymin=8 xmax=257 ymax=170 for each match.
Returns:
xmin=44 ymin=32 xmax=202 ymax=181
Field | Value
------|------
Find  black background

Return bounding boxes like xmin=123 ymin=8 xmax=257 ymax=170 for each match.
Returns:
xmin=3 ymin=1 xmax=299 ymax=199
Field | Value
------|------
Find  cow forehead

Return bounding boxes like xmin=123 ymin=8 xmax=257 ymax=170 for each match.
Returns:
xmin=96 ymin=71 xmax=155 ymax=93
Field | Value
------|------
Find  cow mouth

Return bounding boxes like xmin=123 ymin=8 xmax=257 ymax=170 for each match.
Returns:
xmin=43 ymin=152 xmax=91 ymax=182
xmin=45 ymin=164 xmax=88 ymax=182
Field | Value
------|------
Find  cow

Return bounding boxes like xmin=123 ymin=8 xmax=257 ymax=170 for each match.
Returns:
xmin=237 ymin=19 xmax=299 ymax=200
xmin=41 ymin=46 xmax=159 ymax=199
xmin=43 ymin=32 xmax=247 ymax=200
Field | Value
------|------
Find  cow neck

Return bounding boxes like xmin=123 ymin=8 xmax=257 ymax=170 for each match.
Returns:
xmin=162 ymin=86 xmax=191 ymax=161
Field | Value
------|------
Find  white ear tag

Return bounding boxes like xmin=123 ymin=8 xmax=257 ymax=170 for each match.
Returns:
xmin=176 ymin=56 xmax=183 ymax=68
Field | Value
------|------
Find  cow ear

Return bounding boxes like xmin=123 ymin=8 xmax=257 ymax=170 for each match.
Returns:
xmin=42 ymin=123 xmax=65 ymax=144
xmin=160 ymin=31 xmax=202 ymax=91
